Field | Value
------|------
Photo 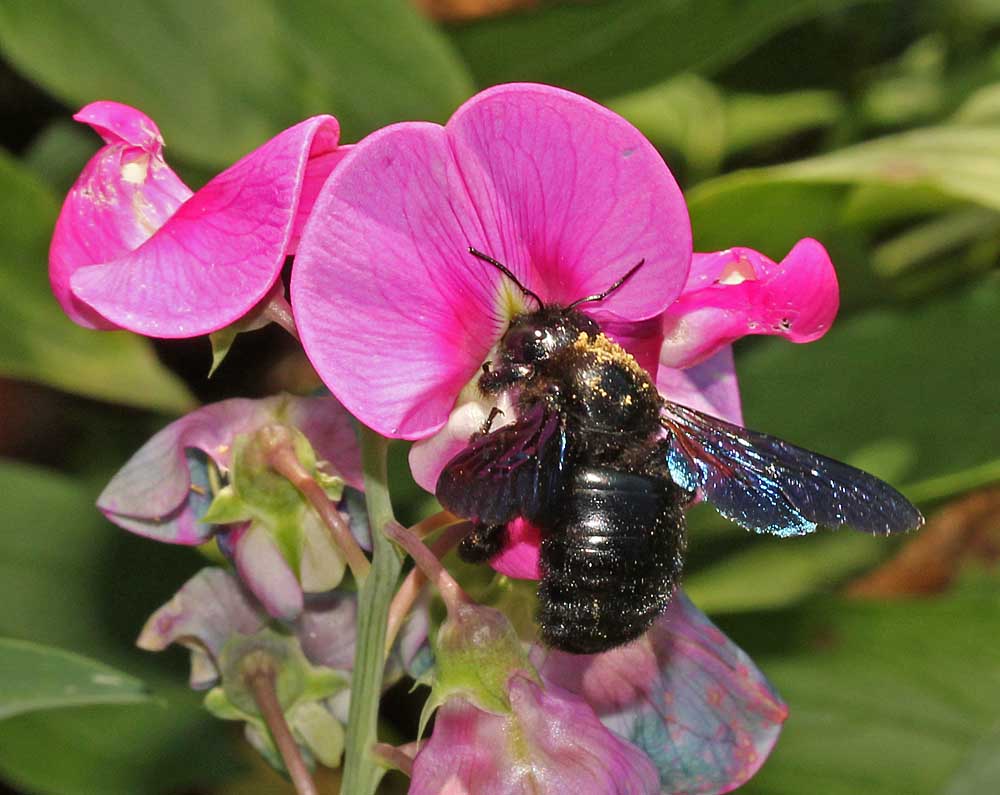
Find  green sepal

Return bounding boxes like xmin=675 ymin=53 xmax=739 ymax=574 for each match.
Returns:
xmin=292 ymin=700 xmax=345 ymax=767
xmin=419 ymin=603 xmax=538 ymax=738
xmin=202 ymin=485 xmax=250 ymax=525
xmin=208 ymin=326 xmax=239 ymax=378
xmin=205 ymin=629 xmax=349 ymax=772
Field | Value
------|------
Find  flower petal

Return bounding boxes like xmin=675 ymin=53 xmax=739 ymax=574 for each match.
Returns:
xmin=292 ymin=122 xmax=506 ymax=439
xmin=288 ymin=395 xmax=363 ymax=490
xmin=67 ymin=114 xmax=340 ymax=337
xmin=409 ymin=676 xmax=659 ymax=795
xmin=660 ymin=238 xmax=839 ymax=369
xmin=489 ymin=518 xmax=542 ymax=580
xmin=231 ymin=522 xmax=304 ymax=621
xmin=534 ymin=590 xmax=787 ymax=794
xmin=293 ymin=83 xmax=691 ymax=439
xmin=137 ymin=568 xmax=263 ymax=689
xmin=50 ymin=102 xmax=192 ymax=328
xmin=657 ymin=346 xmax=744 ymax=426
xmin=97 ymin=398 xmax=270 ymax=544
xmin=98 ymin=395 xmax=355 ymax=544
xmin=295 ymin=591 xmax=357 ymax=671
xmin=447 ymin=83 xmax=691 ymax=321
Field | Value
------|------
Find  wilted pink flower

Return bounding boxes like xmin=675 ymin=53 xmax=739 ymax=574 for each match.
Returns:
xmin=290 ymin=82 xmax=839 ymax=579
xmin=50 ymin=101 xmax=342 ymax=336
xmin=98 ymin=395 xmax=362 ymax=619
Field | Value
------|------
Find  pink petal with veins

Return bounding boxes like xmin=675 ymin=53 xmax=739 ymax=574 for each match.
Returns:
xmin=490 ymin=518 xmax=543 ymax=579
xmin=292 ymin=83 xmax=690 ymax=439
xmin=53 ymin=102 xmax=340 ymax=336
xmin=660 ymin=238 xmax=839 ymax=369
xmin=50 ymin=102 xmax=191 ymax=328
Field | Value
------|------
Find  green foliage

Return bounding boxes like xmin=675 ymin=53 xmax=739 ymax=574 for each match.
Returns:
xmin=0 ymin=461 xmax=236 ymax=794
xmin=727 ymin=583 xmax=1000 ymax=794
xmin=0 ymin=0 xmax=473 ymax=166
xmin=447 ymin=0 xmax=885 ymax=99
xmin=0 ymin=638 xmax=149 ymax=719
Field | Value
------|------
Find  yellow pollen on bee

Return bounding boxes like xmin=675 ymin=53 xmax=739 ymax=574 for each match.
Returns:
xmin=573 ymin=331 xmax=647 ymax=379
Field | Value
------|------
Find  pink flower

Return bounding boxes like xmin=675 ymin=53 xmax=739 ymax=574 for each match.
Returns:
xmin=291 ymin=82 xmax=839 ymax=580
xmin=410 ymin=674 xmax=660 ymax=795
xmin=98 ymin=395 xmax=363 ymax=619
xmin=50 ymin=101 xmax=343 ymax=337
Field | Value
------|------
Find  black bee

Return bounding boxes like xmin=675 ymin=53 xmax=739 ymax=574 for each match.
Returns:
xmin=436 ymin=249 xmax=923 ymax=654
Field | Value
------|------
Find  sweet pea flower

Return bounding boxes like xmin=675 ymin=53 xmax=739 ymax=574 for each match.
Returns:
xmin=98 ymin=394 xmax=363 ymax=619
xmin=290 ymin=82 xmax=840 ymax=579
xmin=50 ymin=101 xmax=343 ymax=336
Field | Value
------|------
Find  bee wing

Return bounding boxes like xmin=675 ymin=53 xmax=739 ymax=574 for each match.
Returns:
xmin=660 ymin=399 xmax=923 ymax=536
xmin=436 ymin=402 xmax=569 ymax=526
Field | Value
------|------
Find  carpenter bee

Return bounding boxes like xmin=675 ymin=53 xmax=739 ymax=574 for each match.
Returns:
xmin=436 ymin=249 xmax=923 ymax=654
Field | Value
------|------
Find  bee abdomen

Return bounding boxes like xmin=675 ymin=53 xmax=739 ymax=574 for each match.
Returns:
xmin=538 ymin=467 xmax=686 ymax=654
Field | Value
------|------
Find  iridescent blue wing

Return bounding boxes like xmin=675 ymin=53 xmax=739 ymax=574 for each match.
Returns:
xmin=660 ymin=400 xmax=923 ymax=537
xmin=436 ymin=402 xmax=569 ymax=526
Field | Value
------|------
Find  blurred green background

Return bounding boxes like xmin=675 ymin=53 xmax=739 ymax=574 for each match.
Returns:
xmin=1 ymin=1 xmax=998 ymax=793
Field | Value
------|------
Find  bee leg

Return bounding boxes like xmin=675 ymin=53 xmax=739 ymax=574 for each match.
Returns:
xmin=481 ymin=406 xmax=505 ymax=434
xmin=458 ymin=522 xmax=508 ymax=563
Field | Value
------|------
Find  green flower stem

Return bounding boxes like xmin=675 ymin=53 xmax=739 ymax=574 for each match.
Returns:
xmin=341 ymin=428 xmax=403 ymax=795
xmin=243 ymin=660 xmax=318 ymax=795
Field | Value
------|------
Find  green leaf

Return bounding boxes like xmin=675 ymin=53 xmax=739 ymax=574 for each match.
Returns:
xmin=0 ymin=460 xmax=237 ymax=794
xmin=728 ymin=584 xmax=1000 ymax=795
xmin=610 ymin=75 xmax=842 ymax=177
xmin=0 ymin=637 xmax=149 ymax=719
xmin=688 ymin=122 xmax=1000 ymax=251
xmin=0 ymin=150 xmax=195 ymax=413
xmin=686 ymin=278 xmax=1000 ymax=611
xmin=0 ymin=0 xmax=473 ymax=168
xmin=447 ymin=0 xmax=885 ymax=99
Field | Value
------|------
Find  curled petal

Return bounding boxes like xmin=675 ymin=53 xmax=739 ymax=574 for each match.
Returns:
xmin=231 ymin=522 xmax=303 ymax=621
xmin=534 ymin=590 xmax=787 ymax=795
xmin=660 ymin=238 xmax=839 ymax=369
xmin=55 ymin=103 xmax=340 ymax=337
xmin=410 ymin=676 xmax=659 ymax=795
xmin=657 ymin=346 xmax=744 ymax=426
xmin=50 ymin=102 xmax=191 ymax=328
xmin=293 ymin=83 xmax=691 ymax=439
xmin=98 ymin=395 xmax=357 ymax=544
xmin=137 ymin=568 xmax=263 ymax=689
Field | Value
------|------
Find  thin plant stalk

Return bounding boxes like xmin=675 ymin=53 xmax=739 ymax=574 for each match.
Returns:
xmin=245 ymin=667 xmax=318 ymax=795
xmin=384 ymin=519 xmax=470 ymax=656
xmin=340 ymin=428 xmax=403 ymax=795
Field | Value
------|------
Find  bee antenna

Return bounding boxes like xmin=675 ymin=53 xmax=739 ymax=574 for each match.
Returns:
xmin=468 ymin=247 xmax=543 ymax=307
xmin=566 ymin=258 xmax=646 ymax=310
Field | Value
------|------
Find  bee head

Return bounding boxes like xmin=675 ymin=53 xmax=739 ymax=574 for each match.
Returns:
xmin=479 ymin=306 xmax=598 ymax=394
